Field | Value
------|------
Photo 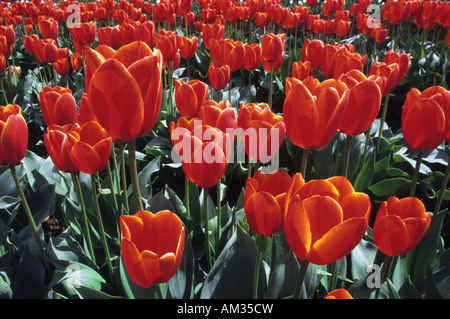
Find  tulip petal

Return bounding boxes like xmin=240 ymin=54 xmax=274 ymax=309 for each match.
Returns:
xmin=284 ymin=195 xmax=311 ymax=261
xmin=373 ymin=215 xmax=409 ymax=256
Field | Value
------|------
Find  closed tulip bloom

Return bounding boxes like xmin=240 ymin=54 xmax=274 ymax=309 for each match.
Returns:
xmin=69 ymin=120 xmax=112 ymax=175
xmin=370 ymin=27 xmax=389 ymax=43
xmin=284 ymin=175 xmax=371 ymax=265
xmin=373 ymin=196 xmax=431 ymax=257
xmin=244 ymin=169 xmax=292 ymax=236
xmin=208 ymin=62 xmax=230 ymax=90
xmin=34 ymin=38 xmax=59 ymax=63
xmin=243 ymin=43 xmax=262 ymax=71
xmin=324 ymin=288 xmax=353 ymax=299
xmin=401 ymin=86 xmax=450 ymax=152
xmin=333 ymin=48 xmax=367 ymax=79
xmin=201 ymin=23 xmax=225 ymax=50
xmin=301 ymin=38 xmax=324 ymax=70
xmin=70 ymin=52 xmax=84 ymax=71
xmin=98 ymin=26 xmax=122 ymax=49
xmin=199 ymin=99 xmax=237 ymax=139
xmin=86 ymin=41 xmax=163 ymax=142
xmin=38 ymin=17 xmax=58 ymax=40
xmin=261 ymin=33 xmax=285 ymax=65
xmin=0 ymin=54 xmax=5 ymax=72
xmin=44 ymin=124 xmax=80 ymax=173
xmin=291 ymin=60 xmax=311 ymax=81
xmin=68 ymin=21 xmax=96 ymax=54
xmin=283 ymin=80 xmax=349 ymax=150
xmin=53 ymin=57 xmax=69 ymax=76
xmin=174 ymin=79 xmax=209 ymax=118
xmin=0 ymin=104 xmax=28 ymax=166
xmin=156 ymin=29 xmax=180 ymax=63
xmin=339 ymin=79 xmax=382 ymax=136
xmin=255 ymin=12 xmax=269 ymax=28
xmin=120 ymin=210 xmax=185 ymax=288
xmin=336 ymin=19 xmax=351 ymax=37
xmin=223 ymin=39 xmax=245 ymax=71
xmin=170 ymin=117 xmax=231 ymax=188
xmin=39 ymin=86 xmax=77 ymax=126
xmin=383 ymin=51 xmax=411 ymax=86
xmin=180 ymin=36 xmax=198 ymax=59
xmin=368 ymin=61 xmax=400 ymax=96
xmin=237 ymin=103 xmax=286 ymax=163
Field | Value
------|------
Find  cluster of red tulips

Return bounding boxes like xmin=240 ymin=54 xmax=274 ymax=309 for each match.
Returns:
xmin=0 ymin=0 xmax=449 ymax=300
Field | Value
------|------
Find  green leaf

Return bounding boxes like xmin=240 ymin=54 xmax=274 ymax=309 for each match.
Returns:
xmin=74 ymin=285 xmax=122 ymax=299
xmin=386 ymin=278 xmax=401 ymax=299
xmin=354 ymin=152 xmax=375 ymax=192
xmin=200 ymin=226 xmax=266 ymax=298
xmin=406 ymin=209 xmax=447 ymax=283
xmin=167 ymin=234 xmax=195 ymax=299
xmin=368 ymin=177 xmax=412 ymax=200
xmin=266 ymin=250 xmax=299 ymax=299
xmin=425 ymin=263 xmax=442 ymax=299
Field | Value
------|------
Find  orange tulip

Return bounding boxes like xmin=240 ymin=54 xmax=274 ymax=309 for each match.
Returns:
xmin=237 ymin=103 xmax=285 ymax=163
xmin=261 ymin=33 xmax=285 ymax=68
xmin=291 ymin=60 xmax=311 ymax=81
xmin=120 ymin=210 xmax=185 ymax=288
xmin=174 ymin=79 xmax=209 ymax=118
xmin=368 ymin=61 xmax=400 ymax=96
xmin=98 ymin=26 xmax=122 ymax=49
xmin=336 ymin=19 xmax=351 ymax=37
xmin=70 ymin=52 xmax=84 ymax=71
xmin=283 ymin=79 xmax=349 ymax=150
xmin=86 ymin=41 xmax=163 ymax=142
xmin=244 ymin=169 xmax=291 ymax=236
xmin=69 ymin=120 xmax=112 ymax=175
xmin=255 ymin=12 xmax=269 ymax=28
xmin=170 ymin=117 xmax=231 ymax=188
xmin=38 ymin=17 xmax=58 ymax=40
xmin=301 ymin=38 xmax=324 ymax=71
xmin=44 ymin=124 xmax=80 ymax=173
xmin=0 ymin=104 xmax=28 ymax=166
xmin=370 ymin=27 xmax=389 ymax=43
xmin=53 ymin=57 xmax=69 ymax=75
xmin=339 ymin=78 xmax=382 ymax=136
xmin=324 ymin=288 xmax=353 ymax=299
xmin=68 ymin=21 xmax=96 ymax=54
xmin=401 ymin=86 xmax=450 ymax=152
xmin=179 ymin=36 xmax=198 ymax=59
xmin=373 ymin=196 xmax=431 ymax=257
xmin=383 ymin=51 xmax=411 ymax=86
xmin=222 ymin=39 xmax=245 ymax=71
xmin=198 ymin=99 xmax=237 ymax=140
xmin=284 ymin=174 xmax=371 ymax=265
xmin=156 ymin=29 xmax=180 ymax=63
xmin=208 ymin=62 xmax=230 ymax=90
xmin=201 ymin=23 xmax=225 ymax=50
xmin=120 ymin=21 xmax=156 ymax=48
xmin=39 ymin=86 xmax=77 ymax=126
xmin=243 ymin=43 xmax=262 ymax=71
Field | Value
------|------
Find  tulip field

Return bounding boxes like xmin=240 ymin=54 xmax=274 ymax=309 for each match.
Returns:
xmin=0 ymin=0 xmax=450 ymax=301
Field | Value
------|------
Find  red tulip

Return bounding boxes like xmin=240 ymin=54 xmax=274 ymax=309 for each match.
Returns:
xmin=120 ymin=210 xmax=185 ymax=288
xmin=180 ymin=36 xmax=198 ymax=59
xmin=44 ymin=123 xmax=80 ymax=173
xmin=38 ymin=17 xmax=58 ymax=40
xmin=53 ymin=57 xmax=69 ymax=76
xmin=156 ymin=29 xmax=180 ymax=63
xmin=301 ymin=38 xmax=324 ymax=71
xmin=68 ymin=21 xmax=96 ymax=54
xmin=325 ymin=288 xmax=353 ymax=299
xmin=199 ymin=99 xmax=237 ymax=140
xmin=368 ymin=61 xmax=400 ymax=96
xmin=291 ymin=60 xmax=311 ymax=81
xmin=174 ymin=79 xmax=209 ymax=118
xmin=284 ymin=79 xmax=349 ymax=150
xmin=237 ymin=103 xmax=285 ymax=163
xmin=201 ymin=23 xmax=225 ymax=50
xmin=383 ymin=51 xmax=411 ymax=86
xmin=401 ymin=86 xmax=450 ymax=152
xmin=244 ymin=169 xmax=292 ymax=236
xmin=69 ymin=120 xmax=112 ymax=175
xmin=243 ymin=43 xmax=262 ymax=71
xmin=86 ymin=41 xmax=163 ymax=142
xmin=261 ymin=33 xmax=285 ymax=68
xmin=98 ymin=26 xmax=122 ymax=49
xmin=0 ymin=104 xmax=28 ymax=166
xmin=208 ymin=62 xmax=230 ymax=90
xmin=39 ymin=86 xmax=77 ymax=126
xmin=284 ymin=174 xmax=371 ymax=265
xmin=373 ymin=196 xmax=431 ymax=257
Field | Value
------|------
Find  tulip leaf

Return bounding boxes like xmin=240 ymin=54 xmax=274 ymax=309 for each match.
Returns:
xmin=386 ymin=278 xmax=400 ymax=299
xmin=354 ymin=152 xmax=375 ymax=192
xmin=266 ymin=250 xmax=299 ymax=299
xmin=167 ymin=234 xmax=194 ymax=299
xmin=368 ymin=177 xmax=411 ymax=200
xmin=406 ymin=209 xmax=447 ymax=284
xmin=200 ymin=226 xmax=266 ymax=298
xmin=425 ymin=263 xmax=442 ymax=299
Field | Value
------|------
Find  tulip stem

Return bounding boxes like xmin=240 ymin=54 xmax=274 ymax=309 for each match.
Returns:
xmin=71 ymin=172 xmax=96 ymax=264
xmin=90 ymin=174 xmax=114 ymax=281
xmin=252 ymin=234 xmax=264 ymax=299
xmin=375 ymin=254 xmax=397 ymax=299
xmin=119 ymin=143 xmax=130 ymax=214
xmin=434 ymin=158 xmax=450 ymax=214
xmin=0 ymin=76 xmax=8 ymax=104
xmin=127 ymin=140 xmax=144 ymax=213
xmin=10 ymin=165 xmax=51 ymax=274
xmin=106 ymin=160 xmax=120 ymax=241
xmin=216 ymin=179 xmax=221 ymax=249
xmin=300 ymin=148 xmax=309 ymax=178
xmin=409 ymin=151 xmax=423 ymax=197
xmin=203 ymin=187 xmax=212 ymax=272
xmin=294 ymin=259 xmax=309 ymax=299
xmin=184 ymin=176 xmax=190 ymax=219
xmin=342 ymin=135 xmax=353 ymax=179
xmin=376 ymin=94 xmax=390 ymax=156
xmin=268 ymin=64 xmax=273 ymax=108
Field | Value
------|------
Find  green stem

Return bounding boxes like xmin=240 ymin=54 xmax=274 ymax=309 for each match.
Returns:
xmin=90 ymin=174 xmax=114 ymax=281
xmin=127 ymin=140 xmax=144 ymax=213
xmin=0 ymin=76 xmax=8 ymax=104
xmin=409 ymin=151 xmax=423 ymax=197
xmin=376 ymin=94 xmax=390 ymax=156
xmin=434 ymin=158 xmax=450 ymax=213
xmin=119 ymin=143 xmax=130 ymax=214
xmin=106 ymin=160 xmax=120 ymax=241
xmin=375 ymin=254 xmax=397 ymax=299
xmin=332 ymin=132 xmax=341 ymax=176
xmin=328 ymin=261 xmax=339 ymax=292
xmin=10 ymin=165 xmax=51 ymax=273
xmin=294 ymin=259 xmax=310 ymax=299
xmin=248 ymin=70 xmax=252 ymax=103
xmin=268 ymin=64 xmax=273 ymax=108
xmin=71 ymin=172 xmax=96 ymax=264
xmin=203 ymin=188 xmax=212 ymax=272
xmin=342 ymin=135 xmax=353 ymax=179
xmin=300 ymin=148 xmax=309 ymax=178
xmin=216 ymin=179 xmax=221 ymax=250
xmin=252 ymin=234 xmax=264 ymax=299
xmin=184 ymin=176 xmax=190 ymax=219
